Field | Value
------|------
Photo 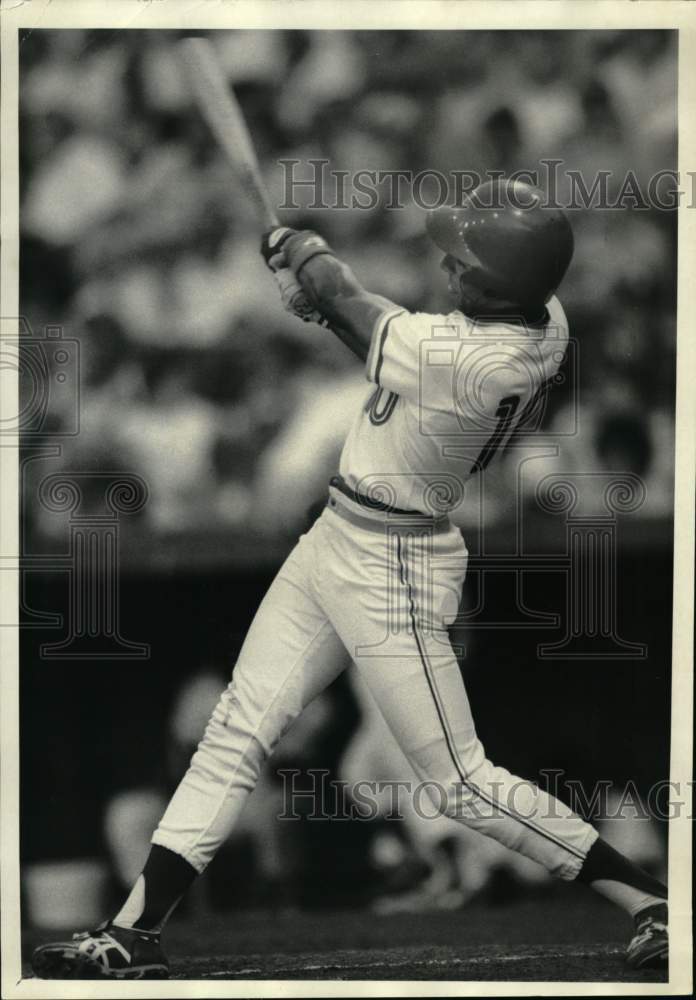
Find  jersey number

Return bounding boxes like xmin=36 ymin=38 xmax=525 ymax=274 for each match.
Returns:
xmin=366 ymin=387 xmax=398 ymax=426
xmin=470 ymin=395 xmax=520 ymax=473
xmin=470 ymin=377 xmax=556 ymax=473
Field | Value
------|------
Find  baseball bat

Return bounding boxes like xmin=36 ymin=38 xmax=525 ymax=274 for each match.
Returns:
xmin=179 ymin=36 xmax=325 ymax=324
xmin=178 ymin=36 xmax=279 ymax=229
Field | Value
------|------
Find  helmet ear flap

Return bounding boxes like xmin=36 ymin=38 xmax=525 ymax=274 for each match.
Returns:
xmin=428 ymin=179 xmax=575 ymax=308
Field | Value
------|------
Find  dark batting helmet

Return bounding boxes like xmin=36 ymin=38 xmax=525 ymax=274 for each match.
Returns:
xmin=427 ymin=178 xmax=574 ymax=309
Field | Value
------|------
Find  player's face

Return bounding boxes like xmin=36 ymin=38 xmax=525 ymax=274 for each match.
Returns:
xmin=441 ymin=254 xmax=465 ymax=299
xmin=440 ymin=254 xmax=489 ymax=315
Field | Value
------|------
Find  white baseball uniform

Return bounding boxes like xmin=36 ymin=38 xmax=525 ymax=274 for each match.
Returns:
xmin=152 ymin=297 xmax=598 ymax=879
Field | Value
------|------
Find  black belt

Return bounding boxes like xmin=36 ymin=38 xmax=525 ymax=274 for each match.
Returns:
xmin=329 ymin=475 xmax=443 ymax=519
xmin=327 ymin=477 xmax=451 ymax=535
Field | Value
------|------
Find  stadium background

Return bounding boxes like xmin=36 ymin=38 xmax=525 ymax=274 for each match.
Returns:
xmin=18 ymin=27 xmax=674 ymax=953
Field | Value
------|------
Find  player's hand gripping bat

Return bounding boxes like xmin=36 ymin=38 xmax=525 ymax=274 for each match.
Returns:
xmin=178 ymin=37 xmax=323 ymax=322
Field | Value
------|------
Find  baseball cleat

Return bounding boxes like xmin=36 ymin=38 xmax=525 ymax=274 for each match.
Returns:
xmin=31 ymin=922 xmax=169 ymax=979
xmin=625 ymin=903 xmax=668 ymax=970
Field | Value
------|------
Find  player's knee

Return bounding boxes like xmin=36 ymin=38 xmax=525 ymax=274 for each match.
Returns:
xmin=413 ymin=779 xmax=453 ymax=821
xmin=448 ymin=755 xmax=535 ymax=831
xmin=423 ymin=751 xmax=507 ymax=824
xmin=188 ymin=685 xmax=266 ymax=785
xmin=411 ymin=779 xmax=484 ymax=828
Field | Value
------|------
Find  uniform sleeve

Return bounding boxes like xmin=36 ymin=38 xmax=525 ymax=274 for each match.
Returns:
xmin=366 ymin=308 xmax=460 ymax=402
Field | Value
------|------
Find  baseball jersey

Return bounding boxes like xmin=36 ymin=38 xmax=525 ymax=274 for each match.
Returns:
xmin=338 ymin=296 xmax=569 ymax=519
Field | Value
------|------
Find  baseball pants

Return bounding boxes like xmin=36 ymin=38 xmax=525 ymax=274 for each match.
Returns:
xmin=152 ymin=489 xmax=597 ymax=878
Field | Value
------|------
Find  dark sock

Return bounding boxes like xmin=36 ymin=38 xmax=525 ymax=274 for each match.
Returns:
xmin=113 ymin=845 xmax=199 ymax=932
xmin=577 ymin=836 xmax=667 ymax=918
xmin=577 ymin=837 xmax=667 ymax=897
xmin=636 ymin=901 xmax=668 ymax=923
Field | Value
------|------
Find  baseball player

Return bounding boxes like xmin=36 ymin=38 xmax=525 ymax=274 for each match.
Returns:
xmin=33 ymin=179 xmax=668 ymax=979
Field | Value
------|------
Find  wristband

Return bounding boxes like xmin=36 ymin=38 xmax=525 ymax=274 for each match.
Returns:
xmin=284 ymin=231 xmax=336 ymax=277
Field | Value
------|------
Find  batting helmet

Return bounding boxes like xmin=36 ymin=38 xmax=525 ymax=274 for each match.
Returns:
xmin=427 ymin=179 xmax=574 ymax=309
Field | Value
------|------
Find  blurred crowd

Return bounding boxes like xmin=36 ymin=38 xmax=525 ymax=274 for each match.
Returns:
xmin=19 ymin=29 xmax=677 ymax=552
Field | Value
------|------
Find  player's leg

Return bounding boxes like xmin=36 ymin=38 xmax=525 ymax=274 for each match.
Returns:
xmin=341 ymin=664 xmax=475 ymax=911
xmin=327 ymin=523 xmax=597 ymax=877
xmin=322 ymin=513 xmax=667 ymax=965
xmin=32 ymin=529 xmax=348 ymax=979
xmin=370 ymin=600 xmax=669 ymax=965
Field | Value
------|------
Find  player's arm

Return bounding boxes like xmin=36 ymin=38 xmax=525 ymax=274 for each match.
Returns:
xmin=287 ymin=252 xmax=396 ymax=363
xmin=261 ymin=227 xmax=440 ymax=403
xmin=269 ymin=229 xmax=400 ymax=362
xmin=288 ymin=232 xmax=447 ymax=405
xmin=296 ymin=257 xmax=394 ymax=363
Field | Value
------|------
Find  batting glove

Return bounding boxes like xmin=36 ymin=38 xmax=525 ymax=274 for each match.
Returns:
xmin=261 ymin=228 xmax=327 ymax=325
xmin=260 ymin=227 xmax=296 ymax=272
